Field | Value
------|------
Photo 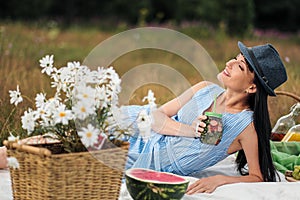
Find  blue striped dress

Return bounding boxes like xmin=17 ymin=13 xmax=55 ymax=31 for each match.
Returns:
xmin=124 ymin=84 xmax=253 ymax=176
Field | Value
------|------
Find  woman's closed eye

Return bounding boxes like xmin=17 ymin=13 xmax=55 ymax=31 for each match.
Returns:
xmin=239 ymin=65 xmax=244 ymax=71
xmin=232 ymin=57 xmax=245 ymax=71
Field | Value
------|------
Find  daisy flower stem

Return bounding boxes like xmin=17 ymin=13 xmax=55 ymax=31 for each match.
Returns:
xmin=22 ymin=95 xmax=35 ymax=105
xmin=0 ymin=107 xmax=16 ymax=136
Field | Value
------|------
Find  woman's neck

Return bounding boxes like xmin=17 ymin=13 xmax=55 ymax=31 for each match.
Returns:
xmin=219 ymin=91 xmax=250 ymax=113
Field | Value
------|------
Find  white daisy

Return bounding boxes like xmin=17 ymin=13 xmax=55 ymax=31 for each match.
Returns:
xmin=35 ymin=93 xmax=46 ymax=108
xmin=136 ymin=110 xmax=152 ymax=141
xmin=110 ymin=73 xmax=121 ymax=90
xmin=78 ymin=124 xmax=99 ymax=147
xmin=95 ymin=85 xmax=107 ymax=108
xmin=72 ymin=101 xmax=95 ymax=120
xmin=53 ymin=104 xmax=73 ymax=125
xmin=95 ymin=67 xmax=108 ymax=84
xmin=8 ymin=132 xmax=20 ymax=142
xmin=74 ymin=85 xmax=95 ymax=102
xmin=35 ymin=107 xmax=50 ymax=122
xmin=9 ymin=85 xmax=23 ymax=106
xmin=67 ymin=61 xmax=80 ymax=71
xmin=39 ymin=55 xmax=54 ymax=75
xmin=142 ymin=90 xmax=156 ymax=109
xmin=7 ymin=157 xmax=19 ymax=169
xmin=111 ymin=106 xmax=132 ymax=130
xmin=57 ymin=65 xmax=75 ymax=87
xmin=44 ymin=97 xmax=60 ymax=113
xmin=21 ymin=109 xmax=36 ymax=134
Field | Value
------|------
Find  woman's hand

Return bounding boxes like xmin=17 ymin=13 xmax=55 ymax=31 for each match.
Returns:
xmin=191 ymin=115 xmax=207 ymax=137
xmin=186 ymin=175 xmax=224 ymax=194
xmin=0 ymin=146 xmax=8 ymax=169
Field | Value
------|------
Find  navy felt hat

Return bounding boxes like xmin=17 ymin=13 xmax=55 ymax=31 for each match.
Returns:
xmin=238 ymin=41 xmax=287 ymax=96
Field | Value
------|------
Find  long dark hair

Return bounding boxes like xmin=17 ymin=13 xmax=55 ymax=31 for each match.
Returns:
xmin=235 ymin=70 xmax=278 ymax=182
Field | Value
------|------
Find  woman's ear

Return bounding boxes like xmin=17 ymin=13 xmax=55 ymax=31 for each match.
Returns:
xmin=248 ymin=84 xmax=257 ymax=94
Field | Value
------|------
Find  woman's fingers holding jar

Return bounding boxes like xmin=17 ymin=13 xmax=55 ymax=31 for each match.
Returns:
xmin=191 ymin=119 xmax=206 ymax=131
xmin=197 ymin=115 xmax=208 ymax=130
xmin=196 ymin=122 xmax=206 ymax=132
xmin=196 ymin=115 xmax=208 ymax=121
xmin=192 ymin=115 xmax=208 ymax=137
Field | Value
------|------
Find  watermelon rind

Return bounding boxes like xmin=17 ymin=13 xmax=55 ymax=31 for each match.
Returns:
xmin=125 ymin=168 xmax=189 ymax=200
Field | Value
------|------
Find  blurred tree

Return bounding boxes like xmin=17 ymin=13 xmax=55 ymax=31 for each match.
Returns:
xmin=150 ymin=0 xmax=177 ymax=23
xmin=223 ymin=0 xmax=254 ymax=36
xmin=0 ymin=0 xmax=52 ymax=19
xmin=183 ymin=0 xmax=254 ymax=36
xmin=254 ymin=0 xmax=300 ymax=31
xmin=196 ymin=0 xmax=223 ymax=26
xmin=0 ymin=0 xmax=298 ymax=32
xmin=49 ymin=0 xmax=79 ymax=25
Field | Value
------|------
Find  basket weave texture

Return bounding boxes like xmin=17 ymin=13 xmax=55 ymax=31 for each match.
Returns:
xmin=4 ymin=141 xmax=128 ymax=200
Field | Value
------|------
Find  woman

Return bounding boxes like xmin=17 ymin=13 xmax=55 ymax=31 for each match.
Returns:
xmin=124 ymin=41 xmax=287 ymax=194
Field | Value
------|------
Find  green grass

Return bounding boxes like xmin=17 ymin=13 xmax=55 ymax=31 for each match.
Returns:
xmin=0 ymin=21 xmax=299 ymax=145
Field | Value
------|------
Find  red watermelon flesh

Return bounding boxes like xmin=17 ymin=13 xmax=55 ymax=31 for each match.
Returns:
xmin=125 ymin=168 xmax=189 ymax=200
xmin=129 ymin=168 xmax=186 ymax=183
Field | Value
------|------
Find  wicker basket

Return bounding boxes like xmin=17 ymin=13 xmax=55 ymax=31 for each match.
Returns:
xmin=270 ymin=91 xmax=300 ymax=141
xmin=275 ymin=90 xmax=300 ymax=102
xmin=269 ymin=90 xmax=300 ymax=125
xmin=4 ymin=140 xmax=129 ymax=200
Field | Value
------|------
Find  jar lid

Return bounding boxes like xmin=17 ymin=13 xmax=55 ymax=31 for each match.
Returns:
xmin=205 ymin=112 xmax=222 ymax=118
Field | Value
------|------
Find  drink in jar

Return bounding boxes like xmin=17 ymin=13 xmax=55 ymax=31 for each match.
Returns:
xmin=200 ymin=112 xmax=223 ymax=145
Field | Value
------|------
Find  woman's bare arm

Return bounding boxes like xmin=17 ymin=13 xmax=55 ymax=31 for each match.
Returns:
xmin=186 ymin=123 xmax=263 ymax=194
xmin=151 ymin=81 xmax=211 ymax=137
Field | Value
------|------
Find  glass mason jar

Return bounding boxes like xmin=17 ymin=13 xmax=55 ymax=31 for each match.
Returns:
xmin=199 ymin=112 xmax=223 ymax=145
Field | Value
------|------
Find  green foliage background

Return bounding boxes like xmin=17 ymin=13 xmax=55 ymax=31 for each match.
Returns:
xmin=0 ymin=0 xmax=299 ymax=35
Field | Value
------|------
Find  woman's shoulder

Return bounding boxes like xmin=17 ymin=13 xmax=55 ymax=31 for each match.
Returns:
xmin=191 ymin=81 xmax=212 ymax=92
xmin=192 ymin=81 xmax=224 ymax=97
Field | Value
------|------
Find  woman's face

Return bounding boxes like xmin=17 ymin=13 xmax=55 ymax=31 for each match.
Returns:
xmin=218 ymin=54 xmax=255 ymax=93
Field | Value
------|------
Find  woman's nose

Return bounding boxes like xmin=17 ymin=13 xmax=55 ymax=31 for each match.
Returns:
xmin=226 ymin=60 xmax=233 ymax=68
xmin=227 ymin=57 xmax=238 ymax=66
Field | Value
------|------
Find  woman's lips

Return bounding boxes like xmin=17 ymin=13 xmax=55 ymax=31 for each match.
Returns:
xmin=223 ymin=68 xmax=230 ymax=76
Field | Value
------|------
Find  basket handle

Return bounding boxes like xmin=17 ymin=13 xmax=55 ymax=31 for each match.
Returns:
xmin=3 ymin=140 xmax=52 ymax=157
xmin=275 ymin=91 xmax=300 ymax=102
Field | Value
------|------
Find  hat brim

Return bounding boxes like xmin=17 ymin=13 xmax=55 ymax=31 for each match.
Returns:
xmin=238 ymin=41 xmax=276 ymax=96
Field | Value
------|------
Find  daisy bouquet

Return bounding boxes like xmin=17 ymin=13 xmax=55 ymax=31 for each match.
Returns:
xmin=8 ymin=55 xmax=131 ymax=153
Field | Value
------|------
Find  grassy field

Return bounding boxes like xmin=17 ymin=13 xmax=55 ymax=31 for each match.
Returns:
xmin=0 ymin=21 xmax=299 ymax=144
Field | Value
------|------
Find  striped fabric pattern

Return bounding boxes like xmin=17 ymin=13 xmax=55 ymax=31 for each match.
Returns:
xmin=125 ymin=84 xmax=253 ymax=176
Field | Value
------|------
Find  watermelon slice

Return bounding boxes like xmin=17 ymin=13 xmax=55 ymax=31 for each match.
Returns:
xmin=125 ymin=168 xmax=189 ymax=200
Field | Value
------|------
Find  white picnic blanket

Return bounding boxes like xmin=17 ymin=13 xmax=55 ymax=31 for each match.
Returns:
xmin=118 ymin=154 xmax=300 ymax=200
xmin=1 ymin=155 xmax=299 ymax=200
xmin=119 ymin=178 xmax=300 ymax=200
xmin=0 ymin=169 xmax=11 ymax=200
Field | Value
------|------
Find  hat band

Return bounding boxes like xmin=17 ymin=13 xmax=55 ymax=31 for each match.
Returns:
xmin=247 ymin=48 xmax=269 ymax=84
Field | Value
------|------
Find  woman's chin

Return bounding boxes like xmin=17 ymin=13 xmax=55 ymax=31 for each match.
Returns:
xmin=217 ymin=73 xmax=223 ymax=83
